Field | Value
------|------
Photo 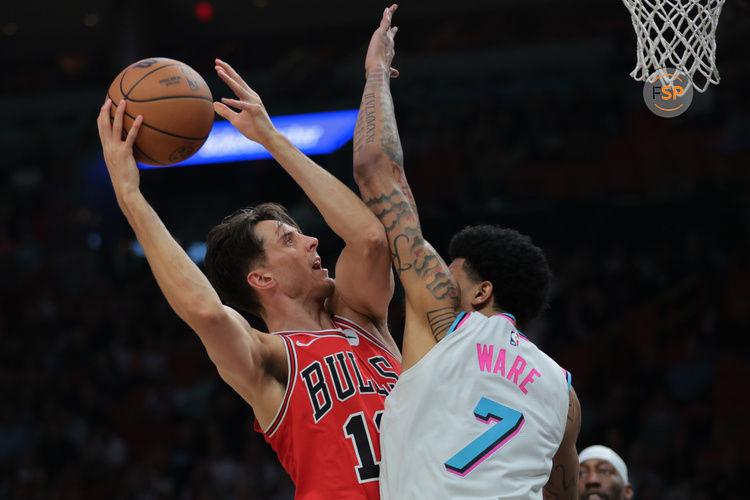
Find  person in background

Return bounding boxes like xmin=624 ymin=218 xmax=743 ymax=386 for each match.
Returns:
xmin=578 ymin=445 xmax=633 ymax=500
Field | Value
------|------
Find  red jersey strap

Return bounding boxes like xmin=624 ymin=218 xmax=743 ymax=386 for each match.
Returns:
xmin=264 ymin=335 xmax=297 ymax=438
xmin=331 ymin=315 xmax=397 ymax=359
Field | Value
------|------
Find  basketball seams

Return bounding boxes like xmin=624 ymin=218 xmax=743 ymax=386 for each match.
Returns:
xmin=125 ymin=95 xmax=214 ymax=103
xmin=122 ymin=61 xmax=209 ymax=100
xmin=123 ymin=62 xmax=180 ymax=98
xmin=133 ymin=143 xmax=166 ymax=166
xmin=106 ymin=92 xmax=210 ymax=141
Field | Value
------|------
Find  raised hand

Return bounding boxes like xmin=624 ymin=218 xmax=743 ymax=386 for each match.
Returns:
xmin=213 ymin=58 xmax=277 ymax=145
xmin=96 ymin=98 xmax=144 ymax=201
xmin=365 ymin=4 xmax=399 ymax=79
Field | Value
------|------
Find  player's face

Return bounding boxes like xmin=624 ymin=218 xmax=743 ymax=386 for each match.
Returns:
xmin=448 ymin=258 xmax=476 ymax=312
xmin=253 ymin=220 xmax=334 ymax=299
xmin=578 ymin=459 xmax=633 ymax=500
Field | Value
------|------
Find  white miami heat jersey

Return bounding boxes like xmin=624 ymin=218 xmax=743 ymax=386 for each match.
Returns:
xmin=380 ymin=312 xmax=571 ymax=500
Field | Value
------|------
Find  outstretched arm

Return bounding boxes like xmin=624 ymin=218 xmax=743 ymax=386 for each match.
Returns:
xmin=213 ymin=61 xmax=395 ymax=337
xmin=353 ymin=5 xmax=458 ymax=370
xmin=96 ymin=99 xmax=284 ymax=424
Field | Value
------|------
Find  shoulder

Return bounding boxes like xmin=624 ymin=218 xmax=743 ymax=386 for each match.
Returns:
xmin=331 ymin=314 xmax=400 ymax=362
xmin=326 ymin=289 xmax=386 ymax=338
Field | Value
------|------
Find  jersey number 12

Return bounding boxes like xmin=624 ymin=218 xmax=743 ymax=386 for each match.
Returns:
xmin=343 ymin=411 xmax=383 ymax=483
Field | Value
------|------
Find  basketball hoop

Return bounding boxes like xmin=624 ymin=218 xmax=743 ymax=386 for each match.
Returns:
xmin=622 ymin=0 xmax=726 ymax=92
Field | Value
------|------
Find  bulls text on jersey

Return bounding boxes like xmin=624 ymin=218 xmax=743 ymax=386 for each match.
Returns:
xmin=300 ymin=353 xmax=399 ymax=422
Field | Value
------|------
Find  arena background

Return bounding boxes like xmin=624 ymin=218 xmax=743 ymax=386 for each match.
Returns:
xmin=1 ymin=1 xmax=749 ymax=498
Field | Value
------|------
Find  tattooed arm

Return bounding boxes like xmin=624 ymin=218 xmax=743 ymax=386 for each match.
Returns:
xmin=544 ymin=386 xmax=581 ymax=500
xmin=353 ymin=5 xmax=458 ymax=370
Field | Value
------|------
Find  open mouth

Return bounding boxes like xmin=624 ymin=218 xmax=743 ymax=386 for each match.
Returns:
xmin=312 ymin=258 xmax=322 ymax=270
xmin=583 ymin=494 xmax=608 ymax=500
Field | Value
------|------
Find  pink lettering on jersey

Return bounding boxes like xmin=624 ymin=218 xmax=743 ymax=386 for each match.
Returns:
xmin=507 ymin=355 xmax=527 ymax=384
xmin=476 ymin=344 xmax=494 ymax=372
xmin=518 ymin=368 xmax=541 ymax=394
xmin=492 ymin=348 xmax=507 ymax=376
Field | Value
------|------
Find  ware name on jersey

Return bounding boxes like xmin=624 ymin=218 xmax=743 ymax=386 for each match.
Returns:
xmin=380 ymin=312 xmax=570 ymax=500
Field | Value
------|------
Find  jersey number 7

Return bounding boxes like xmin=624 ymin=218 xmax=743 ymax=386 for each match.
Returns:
xmin=444 ymin=397 xmax=524 ymax=476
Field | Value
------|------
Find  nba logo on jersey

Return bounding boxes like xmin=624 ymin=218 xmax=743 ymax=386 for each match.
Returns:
xmin=342 ymin=328 xmax=360 ymax=346
xmin=509 ymin=330 xmax=519 ymax=346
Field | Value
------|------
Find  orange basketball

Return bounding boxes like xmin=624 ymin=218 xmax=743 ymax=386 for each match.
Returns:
xmin=107 ymin=57 xmax=214 ymax=166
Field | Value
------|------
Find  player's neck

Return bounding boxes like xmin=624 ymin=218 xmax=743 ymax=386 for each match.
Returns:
xmin=261 ymin=295 xmax=334 ymax=333
xmin=477 ymin=305 xmax=515 ymax=324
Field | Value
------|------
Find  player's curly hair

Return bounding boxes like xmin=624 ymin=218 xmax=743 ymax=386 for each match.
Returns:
xmin=204 ymin=202 xmax=299 ymax=317
xmin=448 ymin=225 xmax=551 ymax=326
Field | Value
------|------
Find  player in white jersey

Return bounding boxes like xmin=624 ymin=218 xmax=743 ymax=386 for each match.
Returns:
xmin=352 ymin=5 xmax=581 ymax=499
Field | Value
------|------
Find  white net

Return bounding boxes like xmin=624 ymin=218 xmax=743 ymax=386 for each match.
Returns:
xmin=622 ymin=0 xmax=726 ymax=92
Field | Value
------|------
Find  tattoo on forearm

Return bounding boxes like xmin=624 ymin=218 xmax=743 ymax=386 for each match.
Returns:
xmin=365 ymin=195 xmax=417 ymax=233
xmin=391 ymin=163 xmax=416 ymax=204
xmin=413 ymin=245 xmax=457 ymax=300
xmin=353 ymin=66 xmax=403 ymax=170
xmin=353 ymin=91 xmax=376 ymax=154
xmin=427 ymin=308 xmax=457 ymax=341
xmin=392 ymin=234 xmax=412 ymax=272
xmin=353 ymin=69 xmax=388 ymax=154
xmin=543 ymin=464 xmax=575 ymax=500
xmin=556 ymin=464 xmax=575 ymax=491
xmin=381 ymin=122 xmax=403 ymax=166
xmin=365 ymin=93 xmax=376 ymax=144
xmin=355 ymin=67 xmax=457 ymax=336
xmin=365 ymin=189 xmax=459 ymax=308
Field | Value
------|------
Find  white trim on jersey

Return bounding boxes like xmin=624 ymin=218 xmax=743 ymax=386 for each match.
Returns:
xmin=264 ymin=336 xmax=298 ymax=437
xmin=332 ymin=315 xmax=398 ymax=360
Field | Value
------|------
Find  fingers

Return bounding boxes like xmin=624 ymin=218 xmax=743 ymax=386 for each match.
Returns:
xmin=215 ymin=98 xmax=263 ymax=119
xmin=381 ymin=7 xmax=391 ymax=29
xmin=97 ymin=98 xmax=112 ymax=141
xmin=382 ymin=4 xmax=398 ymax=28
xmin=390 ymin=67 xmax=399 ymax=79
xmin=215 ymin=59 xmax=259 ymax=100
xmin=214 ymin=60 xmax=266 ymax=120
xmin=215 ymin=59 xmax=245 ymax=89
xmin=220 ymin=97 xmax=248 ymax=110
xmin=112 ymin=99 xmax=126 ymax=140
xmin=124 ymin=115 xmax=143 ymax=149
xmin=215 ymin=67 xmax=247 ymax=99
xmin=213 ymin=101 xmax=238 ymax=122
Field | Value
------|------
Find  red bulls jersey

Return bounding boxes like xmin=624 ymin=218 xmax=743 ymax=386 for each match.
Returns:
xmin=254 ymin=315 xmax=401 ymax=500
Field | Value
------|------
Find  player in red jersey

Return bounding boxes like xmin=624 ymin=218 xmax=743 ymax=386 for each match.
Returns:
xmin=96 ymin=57 xmax=400 ymax=499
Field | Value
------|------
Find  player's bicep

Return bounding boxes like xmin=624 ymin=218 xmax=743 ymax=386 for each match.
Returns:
xmin=544 ymin=386 xmax=581 ymax=500
xmin=195 ymin=306 xmax=278 ymax=392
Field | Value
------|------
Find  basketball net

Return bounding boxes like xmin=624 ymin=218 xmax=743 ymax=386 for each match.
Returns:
xmin=622 ymin=0 xmax=726 ymax=92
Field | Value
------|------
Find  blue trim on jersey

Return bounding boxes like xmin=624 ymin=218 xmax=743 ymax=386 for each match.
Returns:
xmin=445 ymin=312 xmax=468 ymax=337
xmin=500 ymin=313 xmax=516 ymax=323
xmin=566 ymin=370 xmax=572 ymax=393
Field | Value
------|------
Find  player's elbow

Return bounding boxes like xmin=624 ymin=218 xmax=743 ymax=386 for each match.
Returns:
xmin=185 ymin=295 xmax=228 ymax=331
xmin=353 ymin=149 xmax=390 ymax=188
xmin=359 ymin=222 xmax=389 ymax=254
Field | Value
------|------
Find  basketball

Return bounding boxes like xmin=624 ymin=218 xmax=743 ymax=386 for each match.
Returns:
xmin=107 ymin=57 xmax=214 ymax=166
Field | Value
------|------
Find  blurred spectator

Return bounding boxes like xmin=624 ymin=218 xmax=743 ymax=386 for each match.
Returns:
xmin=579 ymin=445 xmax=633 ymax=500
